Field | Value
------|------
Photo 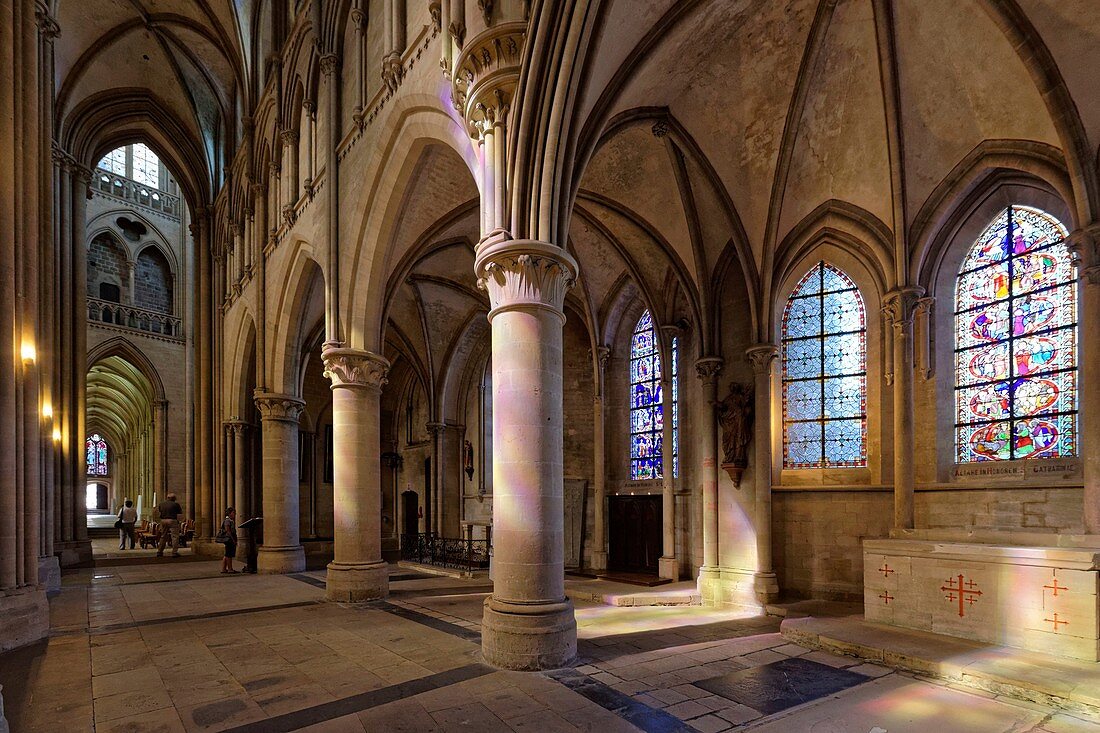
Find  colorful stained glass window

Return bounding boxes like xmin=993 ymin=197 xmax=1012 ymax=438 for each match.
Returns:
xmin=86 ymin=434 xmax=108 ymax=476
xmin=781 ymin=262 xmax=867 ymax=468
xmin=630 ymin=311 xmax=678 ymax=480
xmin=954 ymin=206 xmax=1077 ymax=462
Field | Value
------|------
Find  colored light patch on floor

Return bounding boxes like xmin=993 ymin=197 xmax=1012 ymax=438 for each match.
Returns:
xmin=695 ymin=656 xmax=869 ymax=715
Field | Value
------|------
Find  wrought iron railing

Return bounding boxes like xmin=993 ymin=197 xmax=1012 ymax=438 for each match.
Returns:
xmin=400 ymin=533 xmax=491 ymax=571
xmin=93 ymin=168 xmax=180 ymax=219
xmin=88 ymin=298 xmax=183 ymax=340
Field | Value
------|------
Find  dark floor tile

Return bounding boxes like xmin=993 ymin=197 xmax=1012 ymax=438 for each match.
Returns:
xmin=694 ymin=656 xmax=868 ymax=716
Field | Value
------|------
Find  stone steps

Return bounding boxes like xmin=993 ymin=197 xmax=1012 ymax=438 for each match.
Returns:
xmin=780 ymin=614 xmax=1100 ymax=716
xmin=565 ymin=579 xmax=701 ymax=607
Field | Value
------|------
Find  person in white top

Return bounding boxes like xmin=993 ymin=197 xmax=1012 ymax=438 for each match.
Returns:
xmin=117 ymin=499 xmax=138 ymax=550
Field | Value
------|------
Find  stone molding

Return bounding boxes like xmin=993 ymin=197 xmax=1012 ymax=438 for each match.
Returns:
xmin=694 ymin=356 xmax=724 ymax=385
xmin=321 ymin=347 xmax=389 ymax=391
xmin=224 ymin=419 xmax=249 ymax=435
xmin=1066 ymin=224 xmax=1100 ymax=285
xmin=746 ymin=344 xmax=778 ymax=375
xmin=452 ymin=21 xmax=526 ymax=135
xmin=474 ymin=238 xmax=578 ymax=320
xmin=253 ymin=392 xmax=305 ymax=423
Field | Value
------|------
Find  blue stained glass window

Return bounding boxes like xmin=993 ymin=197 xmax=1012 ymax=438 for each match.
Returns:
xmin=86 ymin=434 xmax=108 ymax=476
xmin=781 ymin=262 xmax=867 ymax=468
xmin=630 ymin=311 xmax=678 ymax=480
xmin=954 ymin=206 xmax=1077 ymax=462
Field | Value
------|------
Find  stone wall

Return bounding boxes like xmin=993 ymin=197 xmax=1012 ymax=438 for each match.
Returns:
xmin=134 ymin=248 xmax=173 ymax=313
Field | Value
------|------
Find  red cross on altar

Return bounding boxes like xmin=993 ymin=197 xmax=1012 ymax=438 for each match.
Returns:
xmin=940 ymin=574 xmax=982 ymax=617
xmin=1045 ymin=612 xmax=1069 ymax=633
xmin=878 ymin=563 xmax=895 ymax=578
xmin=1044 ymin=573 xmax=1068 ymax=598
xmin=878 ymin=591 xmax=894 ymax=605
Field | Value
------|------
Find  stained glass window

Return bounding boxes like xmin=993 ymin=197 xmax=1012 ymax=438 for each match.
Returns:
xmin=954 ymin=206 xmax=1077 ymax=462
xmin=98 ymin=147 xmax=126 ymax=176
xmin=86 ymin=434 xmax=108 ymax=476
xmin=630 ymin=311 xmax=678 ymax=480
xmin=131 ymin=143 xmax=160 ymax=188
xmin=781 ymin=262 xmax=867 ymax=468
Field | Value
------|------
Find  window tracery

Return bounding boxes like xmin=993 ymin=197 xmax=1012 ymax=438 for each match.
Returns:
xmin=954 ymin=206 xmax=1077 ymax=462
xmin=629 ymin=310 xmax=678 ymax=480
xmin=781 ymin=262 xmax=867 ymax=468
xmin=86 ymin=434 xmax=108 ymax=476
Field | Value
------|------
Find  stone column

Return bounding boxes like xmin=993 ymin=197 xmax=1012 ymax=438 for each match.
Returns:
xmin=590 ymin=346 xmax=609 ymax=571
xmin=153 ymin=400 xmax=168 ymax=509
xmin=321 ymin=347 xmax=390 ymax=601
xmin=883 ymin=288 xmax=922 ymax=530
xmin=475 ymin=238 xmax=578 ymax=670
xmin=427 ymin=421 xmax=445 ymax=535
xmin=694 ymin=357 xmax=723 ymax=575
xmin=253 ymin=393 xmax=306 ymax=573
xmin=658 ymin=327 xmax=679 ymax=581
xmin=1067 ymin=227 xmax=1100 ymax=532
xmin=747 ymin=344 xmax=779 ymax=603
xmin=227 ymin=420 xmax=251 ymax=557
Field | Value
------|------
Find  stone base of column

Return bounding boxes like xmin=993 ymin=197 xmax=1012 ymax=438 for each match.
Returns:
xmin=0 ymin=586 xmax=48 ymax=654
xmin=326 ymin=561 xmax=389 ymax=602
xmin=589 ymin=550 xmax=607 ymax=572
xmin=481 ymin=597 xmax=577 ymax=671
xmin=256 ymin=544 xmax=306 ymax=574
xmin=698 ymin=567 xmax=762 ymax=613
xmin=37 ymin=556 xmax=60 ymax=597
xmin=658 ymin=556 xmax=679 ymax=581
xmin=55 ymin=539 xmax=93 ymax=568
xmin=754 ymin=571 xmax=780 ymax=604
xmin=190 ymin=538 xmax=226 ymax=559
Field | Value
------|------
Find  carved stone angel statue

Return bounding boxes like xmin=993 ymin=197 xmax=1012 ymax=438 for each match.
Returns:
xmin=718 ymin=382 xmax=754 ymax=474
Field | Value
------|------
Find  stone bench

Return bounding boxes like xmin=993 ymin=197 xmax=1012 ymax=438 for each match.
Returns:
xmin=863 ymin=535 xmax=1100 ymax=661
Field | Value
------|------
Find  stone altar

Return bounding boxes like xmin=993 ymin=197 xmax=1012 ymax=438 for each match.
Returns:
xmin=864 ymin=531 xmax=1100 ymax=661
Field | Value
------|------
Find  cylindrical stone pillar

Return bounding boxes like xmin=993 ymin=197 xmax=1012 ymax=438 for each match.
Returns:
xmin=1067 ymin=228 xmax=1100 ymax=532
xmin=883 ymin=288 xmax=922 ymax=530
xmin=228 ymin=420 xmax=251 ymax=558
xmin=658 ymin=328 xmax=678 ymax=581
xmin=694 ymin=357 xmax=723 ymax=574
xmin=321 ymin=347 xmax=390 ymax=602
xmin=474 ymin=239 xmax=578 ymax=671
xmin=747 ymin=344 xmax=779 ymax=603
xmin=253 ymin=393 xmax=306 ymax=573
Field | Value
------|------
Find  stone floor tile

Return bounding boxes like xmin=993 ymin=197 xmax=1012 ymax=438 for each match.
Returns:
xmin=610 ymin=679 xmax=654 ymax=696
xmin=771 ymin=643 xmax=809 ymax=657
xmin=559 ymin=705 xmax=649 ymax=733
xmin=847 ymin=662 xmax=892 ymax=678
xmin=799 ymin=650 xmax=857 ymax=668
xmin=507 ymin=709 xmax=584 ymax=732
xmin=687 ymin=714 xmax=732 ymax=733
xmin=738 ymin=649 xmax=788 ymax=667
xmin=93 ymin=687 xmax=175 ymax=724
xmin=1043 ymin=713 xmax=1100 ymax=733
xmin=251 ymin=680 xmax=335 ymax=716
xmin=175 ymin=693 xmax=268 ymax=732
xmin=91 ymin=664 xmax=165 ymax=699
xmin=358 ymin=699 xmax=441 ymax=732
xmin=663 ymin=700 xmax=710 ymax=720
xmin=714 ymin=703 xmax=763 ymax=725
xmin=589 ymin=671 xmax=622 ymax=685
xmin=430 ymin=701 xmax=514 ymax=732
xmin=647 ymin=687 xmax=690 ymax=705
xmin=296 ymin=714 xmax=368 ymax=732
xmin=669 ymin=684 xmax=709 ymax=700
xmin=94 ymin=705 xmax=188 ymax=733
xmin=478 ymin=686 xmax=548 ymax=720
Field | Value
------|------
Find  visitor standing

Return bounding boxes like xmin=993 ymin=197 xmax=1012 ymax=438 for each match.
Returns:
xmin=219 ymin=507 xmax=238 ymax=573
xmin=117 ymin=499 xmax=137 ymax=550
xmin=156 ymin=492 xmax=184 ymax=557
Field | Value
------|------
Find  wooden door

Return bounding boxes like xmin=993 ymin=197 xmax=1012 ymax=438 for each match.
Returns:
xmin=608 ymin=495 xmax=662 ymax=575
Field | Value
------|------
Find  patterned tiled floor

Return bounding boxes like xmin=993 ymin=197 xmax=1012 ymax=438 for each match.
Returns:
xmin=2 ymin=559 xmax=1098 ymax=732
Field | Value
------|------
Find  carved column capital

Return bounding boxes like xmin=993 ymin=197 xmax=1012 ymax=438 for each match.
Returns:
xmin=452 ymin=22 xmax=525 ymax=136
xmin=225 ymin=419 xmax=250 ymax=435
xmin=474 ymin=239 xmax=578 ymax=320
xmin=253 ymin=392 xmax=305 ymax=423
xmin=382 ymin=53 xmax=404 ymax=92
xmin=322 ymin=347 xmax=389 ymax=392
xmin=280 ymin=129 xmax=299 ymax=147
xmin=1066 ymin=224 xmax=1100 ymax=285
xmin=319 ymin=53 xmax=340 ymax=78
xmin=596 ymin=345 xmax=611 ymax=372
xmin=882 ymin=286 xmax=925 ymax=333
xmin=746 ymin=344 xmax=778 ymax=375
xmin=268 ymin=161 xmax=281 ymax=179
xmin=694 ymin=356 xmax=724 ymax=385
xmin=36 ymin=7 xmax=60 ymax=40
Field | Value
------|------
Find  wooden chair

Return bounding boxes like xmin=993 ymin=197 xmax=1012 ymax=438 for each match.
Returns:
xmin=139 ymin=521 xmax=160 ymax=549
